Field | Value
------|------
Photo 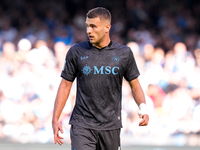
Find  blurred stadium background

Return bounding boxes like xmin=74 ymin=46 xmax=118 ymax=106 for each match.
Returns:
xmin=0 ymin=0 xmax=200 ymax=149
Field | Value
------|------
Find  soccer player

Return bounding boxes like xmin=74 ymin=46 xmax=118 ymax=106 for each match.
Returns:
xmin=52 ymin=7 xmax=149 ymax=150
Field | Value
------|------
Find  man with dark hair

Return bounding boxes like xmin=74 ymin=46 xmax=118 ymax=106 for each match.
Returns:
xmin=87 ymin=7 xmax=111 ymax=23
xmin=52 ymin=7 xmax=149 ymax=150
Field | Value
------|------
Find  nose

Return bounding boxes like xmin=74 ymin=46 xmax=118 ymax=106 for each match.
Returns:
xmin=87 ymin=26 xmax=91 ymax=34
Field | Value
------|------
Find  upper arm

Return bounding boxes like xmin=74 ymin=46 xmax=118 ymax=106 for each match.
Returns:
xmin=59 ymin=78 xmax=73 ymax=92
xmin=129 ymin=77 xmax=142 ymax=92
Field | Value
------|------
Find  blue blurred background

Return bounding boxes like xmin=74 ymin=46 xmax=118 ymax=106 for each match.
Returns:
xmin=0 ymin=0 xmax=200 ymax=148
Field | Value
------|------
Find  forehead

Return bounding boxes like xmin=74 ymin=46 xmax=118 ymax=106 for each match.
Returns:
xmin=85 ymin=17 xmax=107 ymax=25
xmin=85 ymin=17 xmax=102 ymax=25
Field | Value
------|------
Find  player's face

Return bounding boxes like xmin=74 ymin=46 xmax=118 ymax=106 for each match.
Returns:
xmin=86 ymin=17 xmax=110 ymax=46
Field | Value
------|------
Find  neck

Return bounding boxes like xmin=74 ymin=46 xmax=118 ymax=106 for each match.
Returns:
xmin=92 ymin=36 xmax=111 ymax=49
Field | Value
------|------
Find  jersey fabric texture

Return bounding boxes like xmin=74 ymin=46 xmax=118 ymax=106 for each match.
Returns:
xmin=61 ymin=41 xmax=140 ymax=130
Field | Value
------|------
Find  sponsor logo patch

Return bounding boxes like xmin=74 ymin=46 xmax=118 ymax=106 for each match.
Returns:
xmin=82 ymin=64 xmax=92 ymax=76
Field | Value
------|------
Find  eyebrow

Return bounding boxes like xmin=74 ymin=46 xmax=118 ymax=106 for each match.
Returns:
xmin=85 ymin=23 xmax=96 ymax=27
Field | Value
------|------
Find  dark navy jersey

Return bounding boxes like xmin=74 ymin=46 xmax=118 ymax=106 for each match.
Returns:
xmin=61 ymin=41 xmax=140 ymax=130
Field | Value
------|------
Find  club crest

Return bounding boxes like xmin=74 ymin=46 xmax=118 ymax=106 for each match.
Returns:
xmin=112 ymin=55 xmax=120 ymax=63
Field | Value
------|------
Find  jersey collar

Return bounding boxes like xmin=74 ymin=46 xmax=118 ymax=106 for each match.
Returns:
xmin=88 ymin=40 xmax=113 ymax=50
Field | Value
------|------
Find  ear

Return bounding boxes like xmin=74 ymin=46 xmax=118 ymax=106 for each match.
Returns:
xmin=105 ymin=24 xmax=111 ymax=33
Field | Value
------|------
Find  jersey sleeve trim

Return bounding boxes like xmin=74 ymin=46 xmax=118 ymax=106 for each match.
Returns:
xmin=125 ymin=73 xmax=140 ymax=82
xmin=61 ymin=72 xmax=75 ymax=82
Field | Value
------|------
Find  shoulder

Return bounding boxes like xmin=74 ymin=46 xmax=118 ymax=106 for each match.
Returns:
xmin=70 ymin=41 xmax=90 ymax=50
xmin=66 ymin=41 xmax=89 ymax=56
xmin=66 ymin=41 xmax=90 ymax=58
xmin=111 ymin=41 xmax=132 ymax=54
xmin=112 ymin=41 xmax=131 ymax=51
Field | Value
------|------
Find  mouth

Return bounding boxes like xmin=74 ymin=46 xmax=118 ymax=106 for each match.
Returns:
xmin=88 ymin=36 xmax=94 ymax=40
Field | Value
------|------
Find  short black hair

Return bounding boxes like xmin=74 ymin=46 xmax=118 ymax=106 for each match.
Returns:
xmin=86 ymin=7 xmax=111 ymax=23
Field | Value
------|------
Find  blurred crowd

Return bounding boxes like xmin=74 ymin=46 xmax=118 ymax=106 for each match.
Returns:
xmin=0 ymin=0 xmax=200 ymax=146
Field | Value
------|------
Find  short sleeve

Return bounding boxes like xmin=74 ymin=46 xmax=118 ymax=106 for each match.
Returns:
xmin=124 ymin=49 xmax=140 ymax=81
xmin=61 ymin=47 xmax=77 ymax=82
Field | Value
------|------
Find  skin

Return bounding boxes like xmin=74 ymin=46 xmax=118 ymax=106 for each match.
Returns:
xmin=129 ymin=78 xmax=149 ymax=126
xmin=52 ymin=16 xmax=149 ymax=145
xmin=52 ymin=79 xmax=72 ymax=145
xmin=86 ymin=17 xmax=111 ymax=49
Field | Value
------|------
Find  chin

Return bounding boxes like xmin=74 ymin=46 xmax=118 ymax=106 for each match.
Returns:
xmin=89 ymin=40 xmax=96 ymax=44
